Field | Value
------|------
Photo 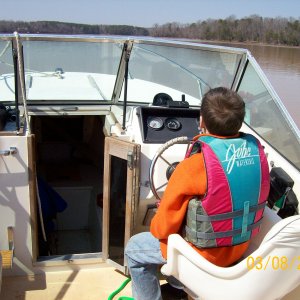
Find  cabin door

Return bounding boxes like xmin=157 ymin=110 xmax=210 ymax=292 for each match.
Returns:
xmin=102 ymin=137 xmax=140 ymax=272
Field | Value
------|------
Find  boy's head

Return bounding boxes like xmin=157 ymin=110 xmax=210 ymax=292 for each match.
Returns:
xmin=201 ymin=87 xmax=245 ymax=136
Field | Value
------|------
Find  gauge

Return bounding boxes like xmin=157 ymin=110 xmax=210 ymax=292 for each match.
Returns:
xmin=165 ymin=117 xmax=181 ymax=131
xmin=147 ymin=117 xmax=164 ymax=130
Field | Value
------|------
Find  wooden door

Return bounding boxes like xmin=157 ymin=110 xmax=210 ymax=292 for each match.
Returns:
xmin=102 ymin=136 xmax=140 ymax=272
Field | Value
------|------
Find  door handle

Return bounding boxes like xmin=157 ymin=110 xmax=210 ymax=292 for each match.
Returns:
xmin=0 ymin=147 xmax=17 ymax=156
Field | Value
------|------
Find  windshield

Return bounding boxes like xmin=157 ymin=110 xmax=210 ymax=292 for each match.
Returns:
xmin=120 ymin=42 xmax=242 ymax=105
xmin=0 ymin=40 xmax=15 ymax=102
xmin=239 ymin=59 xmax=300 ymax=169
xmin=1 ymin=37 xmax=243 ymax=106
xmin=22 ymin=40 xmax=122 ymax=101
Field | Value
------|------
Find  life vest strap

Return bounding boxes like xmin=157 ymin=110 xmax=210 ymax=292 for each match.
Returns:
xmin=186 ymin=217 xmax=263 ymax=240
xmin=195 ymin=202 xmax=266 ymax=222
xmin=241 ymin=201 xmax=250 ymax=237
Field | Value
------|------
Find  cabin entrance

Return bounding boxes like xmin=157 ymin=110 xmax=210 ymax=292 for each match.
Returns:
xmin=31 ymin=115 xmax=105 ymax=259
xmin=31 ymin=115 xmax=141 ymax=269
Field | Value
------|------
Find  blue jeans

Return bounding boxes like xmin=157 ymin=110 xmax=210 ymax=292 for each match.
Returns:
xmin=125 ymin=232 xmax=167 ymax=300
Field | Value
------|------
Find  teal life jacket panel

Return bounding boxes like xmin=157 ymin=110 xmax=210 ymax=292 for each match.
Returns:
xmin=185 ymin=133 xmax=270 ymax=248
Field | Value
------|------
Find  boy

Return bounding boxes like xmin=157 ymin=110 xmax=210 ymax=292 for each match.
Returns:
xmin=125 ymin=87 xmax=270 ymax=300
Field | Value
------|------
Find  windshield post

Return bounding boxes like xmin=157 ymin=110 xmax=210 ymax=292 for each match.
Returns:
xmin=122 ymin=44 xmax=130 ymax=130
xmin=14 ymin=32 xmax=31 ymax=134
xmin=12 ymin=47 xmax=20 ymax=132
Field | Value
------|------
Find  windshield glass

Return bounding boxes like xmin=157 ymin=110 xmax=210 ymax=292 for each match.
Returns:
xmin=0 ymin=40 xmax=15 ymax=102
xmin=22 ymin=40 xmax=122 ymax=101
xmin=120 ymin=43 xmax=242 ymax=106
xmin=239 ymin=60 xmax=300 ymax=169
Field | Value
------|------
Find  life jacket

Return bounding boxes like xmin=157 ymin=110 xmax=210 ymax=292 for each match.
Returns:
xmin=184 ymin=133 xmax=270 ymax=248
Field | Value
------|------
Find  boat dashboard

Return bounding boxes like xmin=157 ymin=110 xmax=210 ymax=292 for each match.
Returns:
xmin=137 ymin=106 xmax=200 ymax=144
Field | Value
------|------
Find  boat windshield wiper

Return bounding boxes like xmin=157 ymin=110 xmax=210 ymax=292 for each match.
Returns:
xmin=0 ymin=42 xmax=15 ymax=70
xmin=0 ymin=41 xmax=10 ymax=58
xmin=133 ymin=45 xmax=211 ymax=91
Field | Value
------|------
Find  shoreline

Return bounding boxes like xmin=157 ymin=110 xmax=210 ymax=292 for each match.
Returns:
xmin=175 ymin=38 xmax=300 ymax=49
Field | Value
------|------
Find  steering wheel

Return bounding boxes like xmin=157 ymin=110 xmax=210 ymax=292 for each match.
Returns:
xmin=149 ymin=136 xmax=190 ymax=201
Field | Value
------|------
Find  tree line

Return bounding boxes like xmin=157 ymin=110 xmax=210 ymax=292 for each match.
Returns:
xmin=0 ymin=15 xmax=299 ymax=46
xmin=0 ymin=20 xmax=149 ymax=36
xmin=150 ymin=15 xmax=300 ymax=46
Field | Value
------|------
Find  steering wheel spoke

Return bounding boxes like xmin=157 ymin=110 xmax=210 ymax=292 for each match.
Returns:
xmin=159 ymin=154 xmax=174 ymax=168
xmin=149 ymin=136 xmax=190 ymax=201
xmin=156 ymin=181 xmax=168 ymax=191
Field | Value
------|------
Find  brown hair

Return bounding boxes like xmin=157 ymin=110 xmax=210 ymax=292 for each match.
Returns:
xmin=201 ymin=87 xmax=245 ymax=136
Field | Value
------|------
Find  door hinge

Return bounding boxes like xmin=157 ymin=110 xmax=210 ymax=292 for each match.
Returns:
xmin=127 ymin=151 xmax=134 ymax=170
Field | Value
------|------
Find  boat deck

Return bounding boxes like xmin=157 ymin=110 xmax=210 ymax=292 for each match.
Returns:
xmin=1 ymin=266 xmax=300 ymax=300
xmin=0 ymin=267 xmax=133 ymax=300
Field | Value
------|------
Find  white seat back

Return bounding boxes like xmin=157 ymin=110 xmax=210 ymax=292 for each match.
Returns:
xmin=161 ymin=210 xmax=300 ymax=300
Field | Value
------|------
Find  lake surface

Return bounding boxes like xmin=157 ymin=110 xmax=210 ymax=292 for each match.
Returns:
xmin=218 ymin=43 xmax=300 ymax=130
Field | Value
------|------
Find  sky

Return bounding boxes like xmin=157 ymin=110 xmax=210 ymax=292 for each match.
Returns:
xmin=0 ymin=0 xmax=299 ymax=27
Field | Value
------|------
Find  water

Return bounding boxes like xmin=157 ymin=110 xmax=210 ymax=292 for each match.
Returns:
xmin=248 ymin=45 xmax=300 ymax=130
xmin=219 ymin=43 xmax=300 ymax=129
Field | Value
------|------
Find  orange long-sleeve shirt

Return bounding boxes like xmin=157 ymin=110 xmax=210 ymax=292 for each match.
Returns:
xmin=150 ymin=148 xmax=249 ymax=267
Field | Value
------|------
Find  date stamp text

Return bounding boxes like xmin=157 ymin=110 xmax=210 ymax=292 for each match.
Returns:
xmin=247 ymin=256 xmax=300 ymax=271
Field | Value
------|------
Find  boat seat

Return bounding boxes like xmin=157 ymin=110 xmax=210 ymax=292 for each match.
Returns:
xmin=161 ymin=210 xmax=300 ymax=300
